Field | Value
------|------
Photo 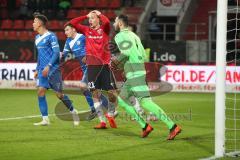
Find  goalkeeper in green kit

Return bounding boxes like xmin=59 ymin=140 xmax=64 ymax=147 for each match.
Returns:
xmin=111 ymin=14 xmax=181 ymax=139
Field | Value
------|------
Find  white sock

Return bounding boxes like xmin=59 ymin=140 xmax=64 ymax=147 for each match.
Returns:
xmin=94 ymin=102 xmax=106 ymax=123
xmin=70 ymin=108 xmax=77 ymax=113
xmin=42 ymin=116 xmax=49 ymax=121
xmin=107 ymin=102 xmax=115 ymax=117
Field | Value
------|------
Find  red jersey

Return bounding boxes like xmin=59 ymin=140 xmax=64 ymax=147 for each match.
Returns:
xmin=70 ymin=15 xmax=111 ymax=65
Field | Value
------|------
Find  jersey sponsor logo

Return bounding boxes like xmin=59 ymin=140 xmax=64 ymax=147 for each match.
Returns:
xmin=51 ymin=41 xmax=57 ymax=46
xmin=160 ymin=0 xmax=172 ymax=7
xmin=88 ymin=35 xmax=103 ymax=39
xmin=97 ymin=29 xmax=103 ymax=35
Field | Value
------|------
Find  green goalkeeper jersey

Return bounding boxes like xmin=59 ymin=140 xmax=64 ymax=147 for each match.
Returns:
xmin=114 ymin=28 xmax=146 ymax=80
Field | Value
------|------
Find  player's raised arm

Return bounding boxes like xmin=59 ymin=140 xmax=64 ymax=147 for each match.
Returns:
xmin=69 ymin=16 xmax=88 ymax=34
xmin=99 ymin=14 xmax=110 ymax=34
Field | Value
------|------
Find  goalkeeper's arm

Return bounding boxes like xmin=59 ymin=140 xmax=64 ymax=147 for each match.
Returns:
xmin=110 ymin=53 xmax=128 ymax=70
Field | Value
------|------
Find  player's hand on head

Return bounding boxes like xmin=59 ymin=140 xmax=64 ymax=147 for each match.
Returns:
xmin=92 ymin=10 xmax=101 ymax=16
xmin=87 ymin=12 xmax=92 ymax=18
xmin=42 ymin=66 xmax=50 ymax=77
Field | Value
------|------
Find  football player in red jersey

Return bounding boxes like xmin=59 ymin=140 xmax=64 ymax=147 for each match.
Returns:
xmin=69 ymin=10 xmax=117 ymax=129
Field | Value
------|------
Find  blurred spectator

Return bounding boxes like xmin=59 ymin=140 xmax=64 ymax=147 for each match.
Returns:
xmin=122 ymin=0 xmax=135 ymax=7
xmin=58 ymin=0 xmax=71 ymax=16
xmin=28 ymin=0 xmax=37 ymax=11
xmin=19 ymin=0 xmax=28 ymax=19
xmin=0 ymin=0 xmax=7 ymax=7
xmin=58 ymin=0 xmax=70 ymax=10
xmin=148 ymin=11 xmax=161 ymax=39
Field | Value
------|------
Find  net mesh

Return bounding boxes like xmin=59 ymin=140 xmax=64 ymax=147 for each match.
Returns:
xmin=225 ymin=1 xmax=240 ymax=155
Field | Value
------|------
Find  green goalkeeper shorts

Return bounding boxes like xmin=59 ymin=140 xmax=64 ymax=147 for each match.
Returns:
xmin=119 ymin=75 xmax=150 ymax=100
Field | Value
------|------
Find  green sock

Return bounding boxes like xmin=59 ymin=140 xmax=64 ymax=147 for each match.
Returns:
xmin=118 ymin=96 xmax=146 ymax=128
xmin=140 ymin=98 xmax=175 ymax=129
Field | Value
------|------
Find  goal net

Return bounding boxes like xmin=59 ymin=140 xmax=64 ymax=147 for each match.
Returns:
xmin=225 ymin=0 xmax=240 ymax=157
xmin=215 ymin=0 xmax=240 ymax=158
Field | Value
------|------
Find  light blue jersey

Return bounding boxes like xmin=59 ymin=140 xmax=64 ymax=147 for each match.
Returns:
xmin=63 ymin=33 xmax=87 ymax=72
xmin=35 ymin=31 xmax=60 ymax=75
xmin=35 ymin=31 xmax=62 ymax=91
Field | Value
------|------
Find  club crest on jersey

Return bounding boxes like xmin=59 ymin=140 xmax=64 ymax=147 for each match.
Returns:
xmin=97 ymin=29 xmax=103 ymax=35
xmin=77 ymin=41 xmax=80 ymax=45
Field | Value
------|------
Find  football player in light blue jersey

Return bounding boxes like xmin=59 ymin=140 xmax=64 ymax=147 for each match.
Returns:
xmin=62 ymin=23 xmax=109 ymax=121
xmin=33 ymin=13 xmax=79 ymax=126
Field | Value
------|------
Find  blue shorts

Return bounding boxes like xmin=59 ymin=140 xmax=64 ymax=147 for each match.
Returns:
xmin=37 ymin=69 xmax=63 ymax=92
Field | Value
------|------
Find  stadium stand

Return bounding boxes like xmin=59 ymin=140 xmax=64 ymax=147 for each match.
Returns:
xmin=184 ymin=0 xmax=217 ymax=40
xmin=0 ymin=0 xmax=130 ymax=40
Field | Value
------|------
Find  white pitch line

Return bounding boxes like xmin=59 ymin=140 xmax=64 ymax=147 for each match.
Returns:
xmin=154 ymin=97 xmax=215 ymax=102
xmin=0 ymin=111 xmax=202 ymax=122
xmin=0 ymin=110 xmax=90 ymax=121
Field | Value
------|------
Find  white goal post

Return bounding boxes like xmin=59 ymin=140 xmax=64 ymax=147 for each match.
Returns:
xmin=215 ymin=0 xmax=227 ymax=158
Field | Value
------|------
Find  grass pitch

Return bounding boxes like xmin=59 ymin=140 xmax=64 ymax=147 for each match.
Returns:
xmin=0 ymin=89 xmax=238 ymax=160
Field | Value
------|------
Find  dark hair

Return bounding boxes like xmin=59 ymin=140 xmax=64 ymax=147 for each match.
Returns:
xmin=64 ymin=22 xmax=74 ymax=28
xmin=33 ymin=12 xmax=48 ymax=26
xmin=118 ymin=14 xmax=128 ymax=27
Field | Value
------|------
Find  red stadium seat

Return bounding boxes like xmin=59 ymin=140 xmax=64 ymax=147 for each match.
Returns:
xmin=123 ymin=7 xmax=144 ymax=14
xmin=25 ymin=20 xmax=33 ymax=30
xmin=13 ymin=20 xmax=25 ymax=29
xmin=72 ymin=0 xmax=85 ymax=8
xmin=28 ymin=31 xmax=36 ymax=40
xmin=67 ymin=9 xmax=79 ymax=19
xmin=109 ymin=0 xmax=121 ymax=9
xmin=56 ymin=31 xmax=66 ymax=40
xmin=80 ymin=9 xmax=89 ymax=16
xmin=18 ymin=31 xmax=30 ymax=41
xmin=48 ymin=20 xmax=61 ymax=30
xmin=6 ymin=31 xmax=18 ymax=40
xmin=85 ymin=0 xmax=96 ymax=8
xmin=105 ymin=10 xmax=116 ymax=20
xmin=128 ymin=15 xmax=139 ymax=24
xmin=0 ymin=31 xmax=5 ymax=40
xmin=1 ymin=19 xmax=13 ymax=29
xmin=97 ymin=0 xmax=109 ymax=8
